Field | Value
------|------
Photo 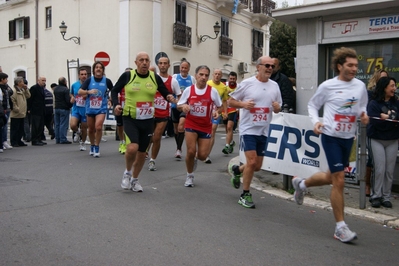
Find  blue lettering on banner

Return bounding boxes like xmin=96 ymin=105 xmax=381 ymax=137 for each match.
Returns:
xmin=370 ymin=15 xmax=399 ymax=26
xmin=266 ymin=124 xmax=321 ymax=167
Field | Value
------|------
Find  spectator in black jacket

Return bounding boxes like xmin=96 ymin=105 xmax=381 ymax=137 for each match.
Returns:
xmin=271 ymin=58 xmax=295 ymax=113
xmin=54 ymin=77 xmax=73 ymax=144
xmin=0 ymin=72 xmax=9 ymax=152
xmin=28 ymin=76 xmax=47 ymax=146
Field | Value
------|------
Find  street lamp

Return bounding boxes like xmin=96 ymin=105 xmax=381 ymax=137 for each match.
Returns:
xmin=199 ymin=21 xmax=221 ymax=43
xmin=59 ymin=21 xmax=80 ymax=45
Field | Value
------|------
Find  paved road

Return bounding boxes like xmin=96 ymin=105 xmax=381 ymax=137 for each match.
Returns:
xmin=1 ymin=132 xmax=398 ymax=265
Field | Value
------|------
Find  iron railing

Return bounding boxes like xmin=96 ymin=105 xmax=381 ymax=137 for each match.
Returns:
xmin=173 ymin=23 xmax=192 ymax=48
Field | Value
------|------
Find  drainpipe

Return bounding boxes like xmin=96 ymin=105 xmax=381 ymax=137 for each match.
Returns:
xmin=35 ymin=0 xmax=38 ymax=80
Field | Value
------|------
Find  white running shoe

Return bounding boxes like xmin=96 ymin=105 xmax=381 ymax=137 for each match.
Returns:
xmin=131 ymin=178 xmax=143 ymax=192
xmin=85 ymin=140 xmax=91 ymax=145
xmin=121 ymin=173 xmax=132 ymax=190
xmin=175 ymin=149 xmax=182 ymax=160
xmin=73 ymin=130 xmax=81 ymax=143
xmin=0 ymin=149 xmax=3 ymax=153
xmin=334 ymin=225 xmax=357 ymax=243
xmin=292 ymin=177 xmax=305 ymax=205
xmin=204 ymin=157 xmax=212 ymax=164
xmin=3 ymin=142 xmax=12 ymax=149
xmin=184 ymin=175 xmax=194 ymax=187
xmin=101 ymin=137 xmax=107 ymax=142
xmin=79 ymin=142 xmax=86 ymax=151
xmin=148 ymin=160 xmax=156 ymax=171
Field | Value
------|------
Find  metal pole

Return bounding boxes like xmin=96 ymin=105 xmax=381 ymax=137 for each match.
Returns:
xmin=358 ymin=121 xmax=367 ymax=209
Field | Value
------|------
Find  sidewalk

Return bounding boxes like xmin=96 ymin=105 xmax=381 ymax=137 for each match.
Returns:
xmin=229 ymin=156 xmax=399 ymax=230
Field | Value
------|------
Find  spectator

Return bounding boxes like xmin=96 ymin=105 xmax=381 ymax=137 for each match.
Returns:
xmin=10 ymin=77 xmax=30 ymax=147
xmin=271 ymin=58 xmax=295 ymax=113
xmin=367 ymin=77 xmax=398 ymax=208
xmin=28 ymin=76 xmax=47 ymax=146
xmin=41 ymin=83 xmax=55 ymax=140
xmin=54 ymin=77 xmax=73 ymax=144
xmin=23 ymin=78 xmax=31 ymax=142
xmin=0 ymin=72 xmax=9 ymax=152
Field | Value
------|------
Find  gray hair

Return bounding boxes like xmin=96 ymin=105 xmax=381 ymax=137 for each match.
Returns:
xmin=14 ymin=76 xmax=24 ymax=86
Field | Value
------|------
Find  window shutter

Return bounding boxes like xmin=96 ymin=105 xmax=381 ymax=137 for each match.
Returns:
xmin=24 ymin=17 xmax=30 ymax=38
xmin=9 ymin=20 xmax=15 ymax=41
xmin=259 ymin=32 xmax=264 ymax=48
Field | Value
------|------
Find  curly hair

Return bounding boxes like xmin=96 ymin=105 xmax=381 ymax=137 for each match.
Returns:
xmin=331 ymin=47 xmax=357 ymax=74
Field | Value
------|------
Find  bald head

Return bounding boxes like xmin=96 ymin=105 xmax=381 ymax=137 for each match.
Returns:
xmin=135 ymin=52 xmax=151 ymax=75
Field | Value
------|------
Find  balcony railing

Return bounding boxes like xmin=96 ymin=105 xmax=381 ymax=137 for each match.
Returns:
xmin=219 ymin=36 xmax=233 ymax=57
xmin=250 ymin=0 xmax=276 ymax=16
xmin=173 ymin=23 xmax=191 ymax=48
xmin=252 ymin=45 xmax=263 ymax=62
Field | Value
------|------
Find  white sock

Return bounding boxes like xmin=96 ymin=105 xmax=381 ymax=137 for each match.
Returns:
xmin=124 ymin=169 xmax=132 ymax=175
xmin=131 ymin=177 xmax=138 ymax=182
xmin=336 ymin=221 xmax=346 ymax=229
xmin=187 ymin=172 xmax=193 ymax=176
xmin=299 ymin=180 xmax=307 ymax=190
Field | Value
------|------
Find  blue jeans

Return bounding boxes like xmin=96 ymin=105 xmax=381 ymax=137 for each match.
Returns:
xmin=54 ymin=109 xmax=70 ymax=143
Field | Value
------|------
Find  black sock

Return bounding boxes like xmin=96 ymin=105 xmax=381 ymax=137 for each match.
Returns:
xmin=177 ymin=132 xmax=185 ymax=150
xmin=241 ymin=190 xmax=249 ymax=196
xmin=232 ymin=165 xmax=241 ymax=175
xmin=174 ymin=134 xmax=179 ymax=147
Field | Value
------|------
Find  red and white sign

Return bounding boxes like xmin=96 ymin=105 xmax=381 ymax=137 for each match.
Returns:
xmin=94 ymin=51 xmax=110 ymax=67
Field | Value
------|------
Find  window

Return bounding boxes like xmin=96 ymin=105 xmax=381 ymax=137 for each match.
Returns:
xmin=176 ymin=1 xmax=186 ymax=24
xmin=221 ymin=17 xmax=229 ymax=37
xmin=46 ymin=7 xmax=52 ymax=28
xmin=252 ymin=29 xmax=263 ymax=62
xmin=9 ymin=17 xmax=30 ymax=41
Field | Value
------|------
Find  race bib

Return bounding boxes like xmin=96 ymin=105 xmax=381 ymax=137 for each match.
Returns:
xmin=154 ymin=96 xmax=167 ymax=110
xmin=89 ymin=96 xmax=102 ymax=109
xmin=75 ymin=95 xmax=86 ymax=107
xmin=250 ymin=107 xmax=269 ymax=125
xmin=190 ymin=103 xmax=207 ymax=117
xmin=136 ymin=102 xmax=154 ymax=119
xmin=333 ymin=114 xmax=356 ymax=133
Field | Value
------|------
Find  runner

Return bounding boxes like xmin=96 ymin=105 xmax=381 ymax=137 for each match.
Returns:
xmin=78 ymin=61 xmax=113 ymax=157
xmin=228 ymin=56 xmax=282 ymax=208
xmin=177 ymin=65 xmax=222 ymax=187
xmin=222 ymin=71 xmax=239 ymax=155
xmin=148 ymin=56 xmax=181 ymax=171
xmin=292 ymin=47 xmax=369 ymax=243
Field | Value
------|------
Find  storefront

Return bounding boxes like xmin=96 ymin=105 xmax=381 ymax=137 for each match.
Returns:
xmin=273 ymin=0 xmax=399 ymax=191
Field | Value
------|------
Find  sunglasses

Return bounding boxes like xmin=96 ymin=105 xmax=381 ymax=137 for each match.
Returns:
xmin=259 ymin=64 xmax=275 ymax=69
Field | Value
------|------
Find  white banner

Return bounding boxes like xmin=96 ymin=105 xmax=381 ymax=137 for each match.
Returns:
xmin=239 ymin=113 xmax=358 ymax=181
xmin=240 ymin=113 xmax=329 ymax=177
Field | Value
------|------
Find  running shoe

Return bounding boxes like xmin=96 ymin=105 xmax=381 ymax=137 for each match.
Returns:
xmin=148 ymin=160 xmax=156 ymax=171
xmin=85 ymin=140 xmax=91 ymax=145
xmin=184 ymin=175 xmax=194 ymax=187
xmin=229 ymin=164 xmax=242 ymax=189
xmin=145 ymin=152 xmax=149 ymax=159
xmin=204 ymin=157 xmax=212 ymax=164
xmin=175 ymin=149 xmax=182 ymax=160
xmin=73 ymin=130 xmax=81 ymax=143
xmin=222 ymin=145 xmax=230 ymax=155
xmin=79 ymin=141 xmax=86 ymax=151
xmin=89 ymin=145 xmax=95 ymax=156
xmin=120 ymin=143 xmax=126 ymax=154
xmin=292 ymin=177 xmax=305 ymax=205
xmin=118 ymin=142 xmax=123 ymax=153
xmin=121 ymin=173 xmax=132 ymax=190
xmin=131 ymin=178 xmax=143 ymax=192
xmin=101 ymin=137 xmax=107 ymax=142
xmin=94 ymin=146 xmax=100 ymax=158
xmin=238 ymin=192 xmax=255 ymax=208
xmin=3 ymin=142 xmax=12 ymax=149
xmin=334 ymin=225 xmax=357 ymax=243
xmin=230 ymin=140 xmax=236 ymax=147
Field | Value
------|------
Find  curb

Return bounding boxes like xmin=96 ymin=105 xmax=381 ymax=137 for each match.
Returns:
xmin=229 ymin=157 xmax=399 ymax=229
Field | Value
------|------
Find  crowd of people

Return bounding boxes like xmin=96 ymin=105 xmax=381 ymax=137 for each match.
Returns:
xmin=2 ymin=47 xmax=396 ymax=244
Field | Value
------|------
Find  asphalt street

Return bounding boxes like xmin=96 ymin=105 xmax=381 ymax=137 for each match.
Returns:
xmin=1 ymin=131 xmax=398 ymax=265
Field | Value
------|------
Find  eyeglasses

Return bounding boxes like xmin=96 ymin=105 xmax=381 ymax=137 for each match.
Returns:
xmin=259 ymin=64 xmax=275 ymax=69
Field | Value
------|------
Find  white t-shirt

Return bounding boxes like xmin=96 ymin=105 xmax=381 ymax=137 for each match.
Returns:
xmin=177 ymin=85 xmax=222 ymax=108
xmin=229 ymin=76 xmax=282 ymax=136
xmin=308 ymin=77 xmax=368 ymax=139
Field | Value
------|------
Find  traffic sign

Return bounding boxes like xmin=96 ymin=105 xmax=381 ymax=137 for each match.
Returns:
xmin=94 ymin=51 xmax=110 ymax=67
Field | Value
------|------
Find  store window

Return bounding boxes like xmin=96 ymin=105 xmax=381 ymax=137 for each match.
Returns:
xmin=327 ymin=40 xmax=399 ymax=88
